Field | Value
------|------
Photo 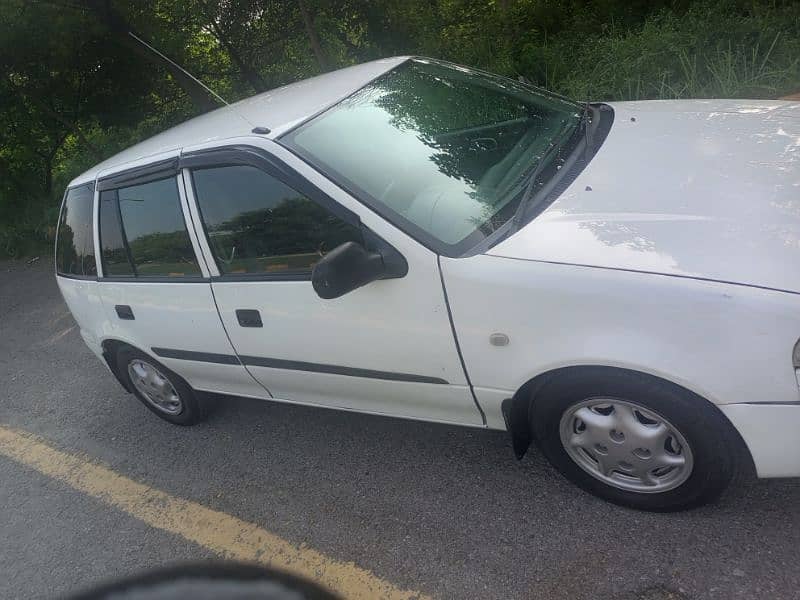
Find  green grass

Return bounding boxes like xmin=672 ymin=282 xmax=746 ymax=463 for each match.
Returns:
xmin=513 ymin=2 xmax=800 ymax=101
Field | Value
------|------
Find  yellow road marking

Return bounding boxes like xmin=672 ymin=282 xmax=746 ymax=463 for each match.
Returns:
xmin=0 ymin=425 xmax=426 ymax=600
xmin=36 ymin=325 xmax=76 ymax=348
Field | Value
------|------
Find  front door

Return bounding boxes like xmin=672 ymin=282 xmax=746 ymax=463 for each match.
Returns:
xmin=181 ymin=144 xmax=482 ymax=426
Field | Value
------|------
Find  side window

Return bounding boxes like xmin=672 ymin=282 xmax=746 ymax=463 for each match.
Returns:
xmin=56 ymin=184 xmax=97 ymax=277
xmin=98 ymin=176 xmax=200 ymax=278
xmin=190 ymin=165 xmax=361 ymax=276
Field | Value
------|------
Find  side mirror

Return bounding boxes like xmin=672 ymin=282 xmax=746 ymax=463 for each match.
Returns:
xmin=312 ymin=241 xmax=386 ymax=299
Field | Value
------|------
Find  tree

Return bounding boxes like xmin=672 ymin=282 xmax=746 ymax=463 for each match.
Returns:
xmin=1 ymin=0 xmax=799 ymax=258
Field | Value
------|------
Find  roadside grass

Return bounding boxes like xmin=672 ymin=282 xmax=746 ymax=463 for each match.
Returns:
xmin=517 ymin=3 xmax=800 ymax=101
xmin=0 ymin=220 xmax=54 ymax=260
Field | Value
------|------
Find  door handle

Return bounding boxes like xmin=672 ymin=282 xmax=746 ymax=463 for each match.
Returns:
xmin=236 ymin=309 xmax=262 ymax=328
xmin=115 ymin=305 xmax=135 ymax=320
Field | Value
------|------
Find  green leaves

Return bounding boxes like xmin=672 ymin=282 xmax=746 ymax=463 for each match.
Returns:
xmin=1 ymin=0 xmax=799 ymax=258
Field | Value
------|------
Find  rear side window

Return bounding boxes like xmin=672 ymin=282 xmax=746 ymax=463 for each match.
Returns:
xmin=190 ymin=165 xmax=361 ymax=276
xmin=56 ymin=184 xmax=97 ymax=277
xmin=98 ymin=177 xmax=200 ymax=278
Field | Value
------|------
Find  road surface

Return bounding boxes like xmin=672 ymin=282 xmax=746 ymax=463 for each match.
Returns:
xmin=1 ymin=259 xmax=798 ymax=599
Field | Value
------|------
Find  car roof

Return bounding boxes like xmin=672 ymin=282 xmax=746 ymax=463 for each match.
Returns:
xmin=69 ymin=56 xmax=409 ymax=187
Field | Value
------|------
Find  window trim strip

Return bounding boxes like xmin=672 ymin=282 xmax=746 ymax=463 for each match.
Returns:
xmin=211 ymin=272 xmax=312 ymax=283
xmin=99 ymin=276 xmax=210 ymax=283
xmin=96 ymin=158 xmax=179 ymax=191
xmin=92 ymin=185 xmax=104 ymax=278
xmin=55 ymin=273 xmax=100 ymax=282
xmin=180 ymin=168 xmax=218 ymax=277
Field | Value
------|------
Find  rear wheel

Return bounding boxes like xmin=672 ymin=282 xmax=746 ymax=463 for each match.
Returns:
xmin=116 ymin=347 xmax=204 ymax=425
xmin=530 ymin=369 xmax=737 ymax=511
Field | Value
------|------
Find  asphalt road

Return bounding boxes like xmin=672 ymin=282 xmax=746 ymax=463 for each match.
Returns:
xmin=1 ymin=259 xmax=799 ymax=600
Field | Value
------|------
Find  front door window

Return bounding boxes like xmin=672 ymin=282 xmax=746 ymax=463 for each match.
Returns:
xmin=190 ymin=164 xmax=361 ymax=277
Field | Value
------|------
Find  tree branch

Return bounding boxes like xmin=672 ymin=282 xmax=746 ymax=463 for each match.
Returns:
xmin=205 ymin=12 xmax=268 ymax=93
xmin=297 ymin=0 xmax=328 ymax=71
xmin=6 ymin=76 xmax=101 ymax=159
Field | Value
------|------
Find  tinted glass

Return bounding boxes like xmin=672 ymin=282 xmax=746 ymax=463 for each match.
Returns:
xmin=56 ymin=184 xmax=97 ymax=276
xmin=99 ymin=190 xmax=135 ymax=276
xmin=191 ymin=165 xmax=361 ymax=275
xmin=283 ymin=59 xmax=581 ymax=253
xmin=113 ymin=177 xmax=200 ymax=277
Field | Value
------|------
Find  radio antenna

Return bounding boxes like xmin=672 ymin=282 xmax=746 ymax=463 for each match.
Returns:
xmin=128 ymin=31 xmax=229 ymax=106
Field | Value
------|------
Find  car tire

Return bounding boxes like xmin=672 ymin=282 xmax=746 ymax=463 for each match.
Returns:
xmin=116 ymin=347 xmax=205 ymax=426
xmin=530 ymin=368 xmax=737 ymax=511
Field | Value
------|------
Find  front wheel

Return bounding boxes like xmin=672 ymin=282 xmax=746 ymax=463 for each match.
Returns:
xmin=116 ymin=347 xmax=204 ymax=425
xmin=530 ymin=369 xmax=737 ymax=511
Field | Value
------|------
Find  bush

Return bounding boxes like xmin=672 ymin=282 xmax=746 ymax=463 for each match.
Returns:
xmin=517 ymin=1 xmax=800 ymax=100
xmin=3 ymin=0 xmax=799 ymax=259
xmin=0 ymin=217 xmax=54 ymax=259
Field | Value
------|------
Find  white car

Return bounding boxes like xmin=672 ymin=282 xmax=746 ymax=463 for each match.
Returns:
xmin=55 ymin=56 xmax=800 ymax=511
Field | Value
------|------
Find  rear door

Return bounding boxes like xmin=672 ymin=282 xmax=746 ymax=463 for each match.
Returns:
xmin=94 ymin=158 xmax=270 ymax=400
xmin=181 ymin=141 xmax=483 ymax=426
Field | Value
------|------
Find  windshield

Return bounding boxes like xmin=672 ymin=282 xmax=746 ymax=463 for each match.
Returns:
xmin=281 ymin=58 xmax=582 ymax=254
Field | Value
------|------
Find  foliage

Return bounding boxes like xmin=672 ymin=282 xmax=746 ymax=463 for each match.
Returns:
xmin=1 ymin=0 xmax=799 ymax=257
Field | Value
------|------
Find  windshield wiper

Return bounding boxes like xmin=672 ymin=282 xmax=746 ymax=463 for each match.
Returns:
xmin=507 ymin=118 xmax=579 ymax=234
xmin=581 ymin=101 xmax=595 ymax=161
xmin=506 ymin=104 xmax=596 ymax=236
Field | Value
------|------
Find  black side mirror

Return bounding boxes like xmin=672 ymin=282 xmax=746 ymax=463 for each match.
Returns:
xmin=312 ymin=241 xmax=386 ymax=299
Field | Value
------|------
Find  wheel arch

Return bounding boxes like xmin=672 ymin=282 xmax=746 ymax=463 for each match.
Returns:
xmin=502 ymin=365 xmax=754 ymax=471
xmin=100 ymin=338 xmax=147 ymax=394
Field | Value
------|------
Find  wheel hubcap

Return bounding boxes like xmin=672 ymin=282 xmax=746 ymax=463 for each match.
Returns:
xmin=559 ymin=398 xmax=693 ymax=493
xmin=127 ymin=359 xmax=183 ymax=416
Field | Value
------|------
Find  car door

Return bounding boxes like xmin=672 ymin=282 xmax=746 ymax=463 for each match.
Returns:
xmin=93 ymin=156 xmax=271 ymax=401
xmin=181 ymin=140 xmax=483 ymax=426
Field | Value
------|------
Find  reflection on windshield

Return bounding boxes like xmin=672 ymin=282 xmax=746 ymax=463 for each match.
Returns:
xmin=283 ymin=59 xmax=580 ymax=253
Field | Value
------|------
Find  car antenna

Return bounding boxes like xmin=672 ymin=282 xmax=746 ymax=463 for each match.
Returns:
xmin=127 ymin=31 xmax=229 ymax=106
